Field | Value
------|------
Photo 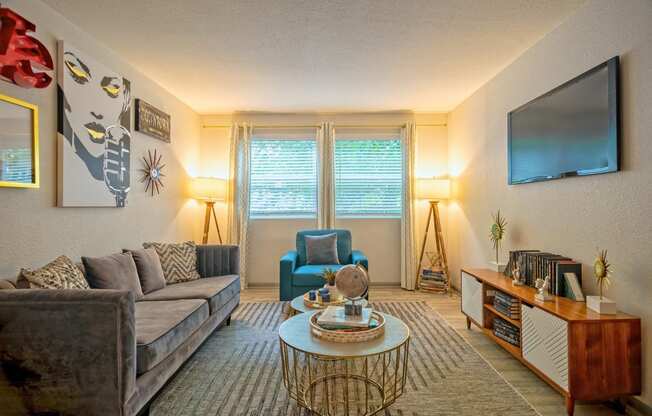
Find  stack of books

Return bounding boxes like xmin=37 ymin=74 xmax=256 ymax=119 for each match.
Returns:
xmin=505 ymin=250 xmax=582 ymax=297
xmin=493 ymin=317 xmax=520 ymax=347
xmin=419 ymin=268 xmax=448 ymax=291
xmin=493 ymin=291 xmax=520 ymax=320
xmin=316 ymin=306 xmax=377 ymax=332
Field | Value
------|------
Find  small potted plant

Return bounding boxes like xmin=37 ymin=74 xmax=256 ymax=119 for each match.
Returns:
xmin=322 ymin=268 xmax=339 ymax=299
xmin=489 ymin=209 xmax=507 ymax=272
xmin=586 ymin=249 xmax=616 ymax=314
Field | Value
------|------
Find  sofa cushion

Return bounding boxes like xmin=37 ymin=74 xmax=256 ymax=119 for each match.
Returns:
xmin=142 ymin=275 xmax=240 ymax=314
xmin=20 ymin=255 xmax=90 ymax=289
xmin=297 ymin=229 xmax=352 ymax=266
xmin=292 ymin=264 xmax=344 ymax=287
xmin=305 ymin=233 xmax=340 ymax=265
xmin=135 ymin=299 xmax=208 ymax=375
xmin=142 ymin=241 xmax=200 ymax=284
xmin=82 ymin=252 xmax=144 ymax=300
xmin=124 ymin=248 xmax=166 ymax=294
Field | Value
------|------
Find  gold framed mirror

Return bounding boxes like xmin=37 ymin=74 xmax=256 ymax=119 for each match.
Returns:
xmin=0 ymin=94 xmax=39 ymax=188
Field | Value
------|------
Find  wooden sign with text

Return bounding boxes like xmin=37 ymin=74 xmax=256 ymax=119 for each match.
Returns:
xmin=135 ymin=99 xmax=171 ymax=142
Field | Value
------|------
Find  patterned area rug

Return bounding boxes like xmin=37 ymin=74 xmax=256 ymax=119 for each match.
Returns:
xmin=152 ymin=301 xmax=538 ymax=415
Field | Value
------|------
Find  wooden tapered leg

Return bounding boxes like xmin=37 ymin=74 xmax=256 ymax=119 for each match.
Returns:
xmin=466 ymin=316 xmax=472 ymax=329
xmin=565 ymin=396 xmax=575 ymax=416
xmin=210 ymin=203 xmax=223 ymax=244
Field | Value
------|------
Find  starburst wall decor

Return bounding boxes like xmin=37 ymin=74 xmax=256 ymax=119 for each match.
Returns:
xmin=139 ymin=149 xmax=165 ymax=196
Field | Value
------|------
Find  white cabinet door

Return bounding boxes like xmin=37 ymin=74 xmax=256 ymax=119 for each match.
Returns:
xmin=521 ymin=303 xmax=569 ymax=392
xmin=461 ymin=271 xmax=483 ymax=326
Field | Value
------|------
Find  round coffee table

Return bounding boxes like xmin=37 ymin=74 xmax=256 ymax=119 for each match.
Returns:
xmin=279 ymin=311 xmax=410 ymax=415
xmin=290 ymin=294 xmax=367 ymax=315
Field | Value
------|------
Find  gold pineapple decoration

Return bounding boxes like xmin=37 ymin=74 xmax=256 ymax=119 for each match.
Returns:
xmin=322 ymin=268 xmax=337 ymax=286
xmin=489 ymin=210 xmax=507 ymax=264
xmin=593 ymin=249 xmax=612 ymax=300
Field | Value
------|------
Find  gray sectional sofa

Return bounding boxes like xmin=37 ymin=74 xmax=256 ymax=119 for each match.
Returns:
xmin=0 ymin=244 xmax=240 ymax=416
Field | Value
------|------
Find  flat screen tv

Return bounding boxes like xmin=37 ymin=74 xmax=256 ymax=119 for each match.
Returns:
xmin=508 ymin=57 xmax=619 ymax=185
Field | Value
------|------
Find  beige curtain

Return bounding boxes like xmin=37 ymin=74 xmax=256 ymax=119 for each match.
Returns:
xmin=226 ymin=123 xmax=251 ymax=289
xmin=317 ymin=122 xmax=335 ymax=229
xmin=400 ymin=122 xmax=418 ymax=290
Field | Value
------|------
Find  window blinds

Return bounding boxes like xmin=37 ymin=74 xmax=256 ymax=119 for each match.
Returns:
xmin=0 ymin=149 xmax=32 ymax=183
xmin=249 ymin=139 xmax=317 ymax=217
xmin=334 ymin=139 xmax=402 ymax=217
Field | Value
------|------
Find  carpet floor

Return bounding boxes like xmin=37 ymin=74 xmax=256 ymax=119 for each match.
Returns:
xmin=151 ymin=301 xmax=538 ymax=416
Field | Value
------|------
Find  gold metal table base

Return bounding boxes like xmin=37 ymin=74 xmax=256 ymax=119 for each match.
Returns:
xmin=280 ymin=341 xmax=410 ymax=416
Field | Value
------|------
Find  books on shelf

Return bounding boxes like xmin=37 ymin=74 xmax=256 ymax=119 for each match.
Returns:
xmin=505 ymin=250 xmax=582 ymax=299
xmin=317 ymin=306 xmax=373 ymax=329
xmin=493 ymin=290 xmax=520 ymax=320
xmin=419 ymin=268 xmax=448 ymax=291
xmin=493 ymin=317 xmax=520 ymax=347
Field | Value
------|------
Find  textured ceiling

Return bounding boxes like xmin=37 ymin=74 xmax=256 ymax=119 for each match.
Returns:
xmin=42 ymin=0 xmax=585 ymax=114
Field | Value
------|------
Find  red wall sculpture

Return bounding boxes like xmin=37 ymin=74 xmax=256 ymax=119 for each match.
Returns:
xmin=0 ymin=6 xmax=53 ymax=88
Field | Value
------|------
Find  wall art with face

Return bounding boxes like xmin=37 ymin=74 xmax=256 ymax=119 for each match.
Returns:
xmin=57 ymin=41 xmax=131 ymax=207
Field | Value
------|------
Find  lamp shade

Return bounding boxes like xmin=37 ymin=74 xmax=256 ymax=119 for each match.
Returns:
xmin=190 ymin=177 xmax=227 ymax=201
xmin=416 ymin=178 xmax=450 ymax=200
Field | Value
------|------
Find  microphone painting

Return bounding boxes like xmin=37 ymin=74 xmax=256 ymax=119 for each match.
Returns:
xmin=57 ymin=41 xmax=131 ymax=207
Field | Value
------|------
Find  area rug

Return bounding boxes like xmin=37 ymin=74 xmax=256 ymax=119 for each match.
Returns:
xmin=151 ymin=301 xmax=538 ymax=415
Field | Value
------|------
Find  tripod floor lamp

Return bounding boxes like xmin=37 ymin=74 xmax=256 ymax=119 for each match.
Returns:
xmin=415 ymin=178 xmax=451 ymax=293
xmin=191 ymin=177 xmax=226 ymax=244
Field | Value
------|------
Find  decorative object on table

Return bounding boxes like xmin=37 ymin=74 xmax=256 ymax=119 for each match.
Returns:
xmin=319 ymin=287 xmax=330 ymax=303
xmin=301 ymin=290 xmax=346 ymax=310
xmin=0 ymin=6 xmax=53 ymax=88
xmin=0 ymin=93 xmax=39 ymax=188
xmin=587 ymin=249 xmax=616 ymax=314
xmin=311 ymin=307 xmax=385 ymax=343
xmin=321 ymin=267 xmax=339 ymax=297
xmin=190 ymin=177 xmax=226 ymax=244
xmin=511 ymin=263 xmax=524 ymax=286
xmin=135 ymin=99 xmax=171 ymax=143
xmin=534 ymin=275 xmax=552 ymax=302
xmin=335 ymin=263 xmax=369 ymax=316
xmin=139 ymin=149 xmax=165 ymax=196
xmin=563 ymin=272 xmax=584 ymax=301
xmin=489 ymin=209 xmax=507 ymax=272
xmin=415 ymin=177 xmax=451 ymax=292
xmin=308 ymin=290 xmax=317 ymax=301
xmin=57 ymin=41 xmax=131 ymax=207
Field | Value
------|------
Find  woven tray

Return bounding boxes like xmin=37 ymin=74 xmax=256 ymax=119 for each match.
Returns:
xmin=303 ymin=292 xmax=347 ymax=309
xmin=309 ymin=311 xmax=385 ymax=343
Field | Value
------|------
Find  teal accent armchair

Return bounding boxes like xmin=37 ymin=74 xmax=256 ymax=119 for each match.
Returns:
xmin=279 ymin=229 xmax=368 ymax=301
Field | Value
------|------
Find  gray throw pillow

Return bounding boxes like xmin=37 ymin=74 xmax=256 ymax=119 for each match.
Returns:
xmin=82 ymin=252 xmax=144 ymax=300
xmin=142 ymin=241 xmax=201 ymax=284
xmin=305 ymin=233 xmax=340 ymax=265
xmin=123 ymin=248 xmax=166 ymax=294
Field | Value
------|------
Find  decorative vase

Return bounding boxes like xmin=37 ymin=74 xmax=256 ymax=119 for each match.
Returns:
xmin=586 ymin=296 xmax=617 ymax=314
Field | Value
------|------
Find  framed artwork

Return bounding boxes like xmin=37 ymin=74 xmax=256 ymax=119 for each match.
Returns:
xmin=135 ymin=99 xmax=171 ymax=142
xmin=0 ymin=94 xmax=39 ymax=188
xmin=57 ymin=40 xmax=131 ymax=207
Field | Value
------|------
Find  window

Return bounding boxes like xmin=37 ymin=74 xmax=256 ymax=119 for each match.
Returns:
xmin=334 ymin=139 xmax=402 ymax=217
xmin=249 ymin=139 xmax=317 ymax=218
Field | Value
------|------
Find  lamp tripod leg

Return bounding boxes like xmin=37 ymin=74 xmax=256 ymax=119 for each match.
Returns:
xmin=211 ymin=203 xmax=223 ymax=244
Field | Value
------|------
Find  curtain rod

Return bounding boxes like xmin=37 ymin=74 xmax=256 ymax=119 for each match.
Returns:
xmin=201 ymin=123 xmax=446 ymax=129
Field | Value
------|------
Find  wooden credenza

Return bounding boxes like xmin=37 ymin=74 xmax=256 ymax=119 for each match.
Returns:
xmin=460 ymin=268 xmax=641 ymax=416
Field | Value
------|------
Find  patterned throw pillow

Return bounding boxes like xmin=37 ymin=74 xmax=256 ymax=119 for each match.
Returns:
xmin=142 ymin=241 xmax=201 ymax=284
xmin=20 ymin=255 xmax=90 ymax=289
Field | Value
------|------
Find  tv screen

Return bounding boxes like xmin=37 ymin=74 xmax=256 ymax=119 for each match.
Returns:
xmin=508 ymin=57 xmax=619 ymax=185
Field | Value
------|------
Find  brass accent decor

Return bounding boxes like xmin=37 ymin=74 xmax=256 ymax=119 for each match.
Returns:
xmin=0 ymin=93 xmax=39 ymax=188
xmin=490 ymin=209 xmax=507 ymax=264
xmin=139 ymin=149 xmax=165 ymax=196
xmin=593 ymin=249 xmax=612 ymax=299
xmin=279 ymin=312 xmax=410 ymax=415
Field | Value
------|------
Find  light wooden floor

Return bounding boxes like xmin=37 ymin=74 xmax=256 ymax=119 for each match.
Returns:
xmin=241 ymin=286 xmax=622 ymax=416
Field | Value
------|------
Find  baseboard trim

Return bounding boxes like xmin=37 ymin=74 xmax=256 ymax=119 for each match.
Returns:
xmin=627 ymin=398 xmax=652 ymax=416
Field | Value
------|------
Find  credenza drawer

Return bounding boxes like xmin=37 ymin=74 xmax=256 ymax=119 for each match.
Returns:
xmin=461 ymin=271 xmax=483 ymax=326
xmin=521 ymin=303 xmax=569 ymax=392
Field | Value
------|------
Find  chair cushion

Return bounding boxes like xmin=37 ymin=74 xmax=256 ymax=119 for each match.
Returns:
xmin=305 ymin=233 xmax=340 ymax=265
xmin=135 ymin=299 xmax=208 ymax=375
xmin=297 ymin=229 xmax=352 ymax=266
xmin=293 ymin=265 xmax=344 ymax=287
xmin=82 ymin=252 xmax=144 ymax=300
xmin=142 ymin=275 xmax=240 ymax=314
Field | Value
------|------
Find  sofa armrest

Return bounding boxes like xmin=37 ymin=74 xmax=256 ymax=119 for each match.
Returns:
xmin=0 ymin=289 xmax=136 ymax=415
xmin=352 ymin=250 xmax=369 ymax=271
xmin=280 ymin=250 xmax=298 ymax=301
xmin=197 ymin=244 xmax=240 ymax=278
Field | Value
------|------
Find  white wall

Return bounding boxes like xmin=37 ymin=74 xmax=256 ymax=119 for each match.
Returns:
xmin=200 ymin=112 xmax=448 ymax=286
xmin=447 ymin=0 xmax=652 ymax=406
xmin=0 ymin=0 xmax=202 ymax=277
